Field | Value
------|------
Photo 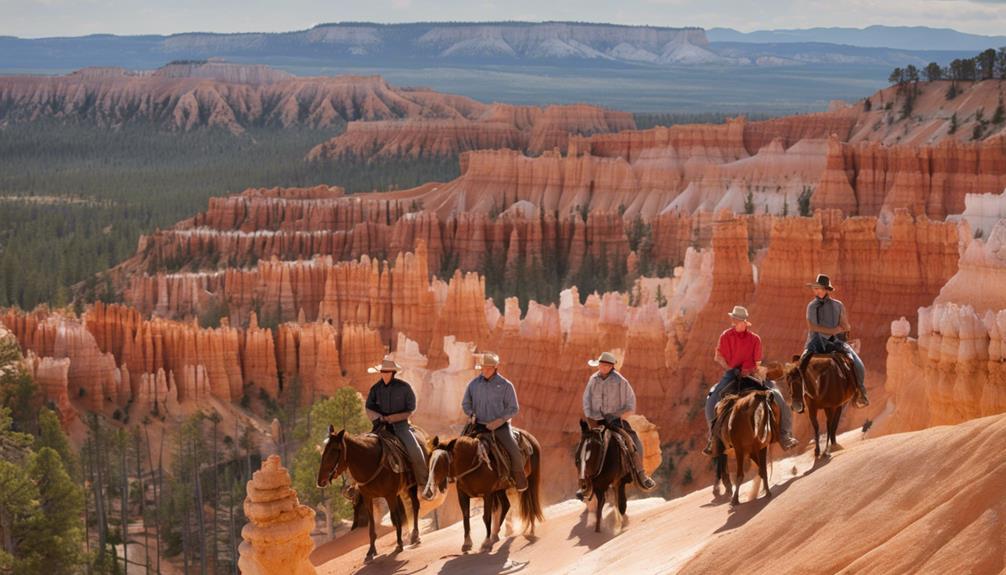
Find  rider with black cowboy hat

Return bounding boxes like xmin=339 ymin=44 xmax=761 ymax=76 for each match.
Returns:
xmin=796 ymin=273 xmax=869 ymax=410
xmin=364 ymin=356 xmax=428 ymax=486
xmin=461 ymin=352 xmax=528 ymax=492
xmin=703 ymin=305 xmax=800 ymax=455
xmin=582 ymin=351 xmax=657 ymax=491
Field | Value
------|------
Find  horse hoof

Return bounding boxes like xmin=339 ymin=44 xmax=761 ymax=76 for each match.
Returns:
xmin=462 ymin=541 xmax=473 ymax=553
xmin=832 ymin=443 xmax=844 ymax=451
xmin=364 ymin=552 xmax=376 ymax=563
xmin=410 ymin=536 xmax=421 ymax=546
xmin=394 ymin=544 xmax=404 ymax=553
xmin=480 ymin=541 xmax=494 ymax=552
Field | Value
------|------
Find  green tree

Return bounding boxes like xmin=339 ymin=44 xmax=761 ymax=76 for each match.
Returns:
xmin=35 ymin=409 xmax=78 ymax=480
xmin=924 ymin=62 xmax=943 ymax=82
xmin=15 ymin=448 xmax=85 ymax=575
xmin=0 ymin=459 xmax=38 ymax=572
xmin=291 ymin=388 xmax=369 ymax=539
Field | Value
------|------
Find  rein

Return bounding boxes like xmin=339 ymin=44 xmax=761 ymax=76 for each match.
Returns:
xmin=327 ymin=433 xmax=390 ymax=488
xmin=437 ymin=443 xmax=485 ymax=483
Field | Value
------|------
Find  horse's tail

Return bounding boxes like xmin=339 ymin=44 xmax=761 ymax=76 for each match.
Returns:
xmin=753 ymin=398 xmax=771 ymax=445
xmin=519 ymin=433 xmax=544 ymax=534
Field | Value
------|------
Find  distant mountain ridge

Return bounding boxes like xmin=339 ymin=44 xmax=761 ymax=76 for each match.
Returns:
xmin=0 ymin=21 xmax=988 ymax=73
xmin=708 ymin=25 xmax=1006 ymax=52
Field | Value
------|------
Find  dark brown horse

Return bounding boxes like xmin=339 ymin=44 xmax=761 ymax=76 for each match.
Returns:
xmin=785 ymin=353 xmax=856 ymax=458
xmin=317 ymin=425 xmax=429 ymax=562
xmin=575 ymin=420 xmax=631 ymax=533
xmin=713 ymin=390 xmax=780 ymax=506
xmin=422 ymin=429 xmax=543 ymax=553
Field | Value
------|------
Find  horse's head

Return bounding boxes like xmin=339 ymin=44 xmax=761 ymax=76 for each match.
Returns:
xmin=317 ymin=425 xmax=347 ymax=488
xmin=576 ymin=419 xmax=605 ymax=485
xmin=783 ymin=354 xmax=805 ymax=401
xmin=422 ymin=435 xmax=456 ymax=501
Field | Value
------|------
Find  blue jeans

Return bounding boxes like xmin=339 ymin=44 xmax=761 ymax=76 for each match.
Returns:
xmin=806 ymin=333 xmax=866 ymax=390
xmin=705 ymin=371 xmax=793 ymax=436
xmin=391 ymin=422 xmax=428 ymax=482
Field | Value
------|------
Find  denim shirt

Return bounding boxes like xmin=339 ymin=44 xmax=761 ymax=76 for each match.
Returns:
xmin=461 ymin=372 xmax=519 ymax=424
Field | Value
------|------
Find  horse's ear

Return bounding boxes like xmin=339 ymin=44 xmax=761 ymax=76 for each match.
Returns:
xmin=328 ymin=424 xmax=335 ymax=435
xmin=791 ymin=354 xmax=801 ymax=362
xmin=334 ymin=429 xmax=345 ymax=440
xmin=446 ymin=439 xmax=457 ymax=452
xmin=432 ymin=436 xmax=440 ymax=448
xmin=579 ymin=419 xmax=589 ymax=432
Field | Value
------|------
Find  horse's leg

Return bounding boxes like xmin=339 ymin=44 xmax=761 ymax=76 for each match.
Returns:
xmin=731 ymin=448 xmax=745 ymax=506
xmin=390 ymin=496 xmax=404 ymax=553
xmin=364 ymin=496 xmax=377 ymax=562
xmin=409 ymin=485 xmax=421 ymax=546
xmin=718 ymin=454 xmax=732 ymax=498
xmin=713 ymin=454 xmax=722 ymax=497
xmin=480 ymin=494 xmax=496 ymax=552
xmin=830 ymin=405 xmax=845 ymax=451
xmin=809 ymin=405 xmax=821 ymax=458
xmin=594 ymin=484 xmax=605 ymax=533
xmin=459 ymin=491 xmax=473 ymax=553
xmin=497 ymin=491 xmax=511 ymax=540
xmin=759 ymin=448 xmax=771 ymax=498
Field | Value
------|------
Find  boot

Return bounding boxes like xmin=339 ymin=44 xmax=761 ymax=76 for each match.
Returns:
xmin=512 ymin=467 xmax=528 ymax=492
xmin=702 ymin=434 xmax=714 ymax=456
xmin=631 ymin=454 xmax=656 ymax=491
xmin=854 ymin=383 xmax=870 ymax=408
xmin=779 ymin=433 xmax=800 ymax=450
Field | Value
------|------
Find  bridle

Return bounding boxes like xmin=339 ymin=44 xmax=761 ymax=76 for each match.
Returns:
xmin=323 ymin=432 xmax=387 ymax=488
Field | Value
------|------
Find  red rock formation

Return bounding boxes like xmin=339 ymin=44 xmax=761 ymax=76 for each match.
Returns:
xmin=307 ymin=103 xmax=635 ymax=161
xmin=0 ymin=66 xmax=485 ymax=133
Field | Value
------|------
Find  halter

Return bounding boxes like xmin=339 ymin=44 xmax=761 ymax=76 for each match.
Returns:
xmin=324 ymin=432 xmax=388 ymax=488
xmin=433 ymin=441 xmax=485 ymax=486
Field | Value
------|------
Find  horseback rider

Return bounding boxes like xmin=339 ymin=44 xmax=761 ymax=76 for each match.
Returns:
xmin=796 ymin=274 xmax=869 ymax=410
xmin=461 ymin=352 xmax=528 ymax=492
xmin=703 ymin=306 xmax=800 ymax=455
xmin=364 ymin=357 xmax=428 ymax=486
xmin=581 ymin=351 xmax=657 ymax=491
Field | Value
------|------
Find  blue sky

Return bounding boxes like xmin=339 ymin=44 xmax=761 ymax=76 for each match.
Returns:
xmin=2 ymin=0 xmax=1005 ymax=38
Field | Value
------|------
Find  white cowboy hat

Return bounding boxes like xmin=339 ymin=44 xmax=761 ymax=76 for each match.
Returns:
xmin=367 ymin=357 xmax=402 ymax=374
xmin=587 ymin=351 xmax=619 ymax=368
xmin=727 ymin=305 xmax=751 ymax=323
xmin=474 ymin=352 xmax=500 ymax=369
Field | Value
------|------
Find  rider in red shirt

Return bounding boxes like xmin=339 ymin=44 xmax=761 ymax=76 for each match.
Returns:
xmin=703 ymin=306 xmax=799 ymax=455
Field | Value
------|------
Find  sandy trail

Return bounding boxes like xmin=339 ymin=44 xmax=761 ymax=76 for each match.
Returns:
xmin=315 ymin=428 xmax=861 ymax=575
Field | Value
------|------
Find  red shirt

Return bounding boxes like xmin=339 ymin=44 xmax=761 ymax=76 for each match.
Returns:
xmin=717 ymin=328 xmax=762 ymax=372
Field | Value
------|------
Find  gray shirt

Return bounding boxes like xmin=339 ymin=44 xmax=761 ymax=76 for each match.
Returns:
xmin=462 ymin=372 xmax=519 ymax=424
xmin=807 ymin=296 xmax=848 ymax=342
xmin=583 ymin=370 xmax=636 ymax=420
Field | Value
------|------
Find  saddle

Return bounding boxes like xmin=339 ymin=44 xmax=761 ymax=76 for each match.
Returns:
xmin=578 ymin=425 xmax=632 ymax=482
xmin=712 ymin=377 xmax=773 ymax=455
xmin=465 ymin=425 xmax=534 ymax=485
xmin=368 ymin=426 xmax=418 ymax=480
xmin=804 ymin=352 xmax=857 ymax=389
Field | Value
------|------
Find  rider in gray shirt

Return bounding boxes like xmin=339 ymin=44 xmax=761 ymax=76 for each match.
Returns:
xmin=461 ymin=352 xmax=527 ymax=492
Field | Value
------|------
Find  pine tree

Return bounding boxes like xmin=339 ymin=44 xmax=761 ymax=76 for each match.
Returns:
xmin=291 ymin=389 xmax=369 ymax=539
xmin=16 ymin=447 xmax=85 ymax=575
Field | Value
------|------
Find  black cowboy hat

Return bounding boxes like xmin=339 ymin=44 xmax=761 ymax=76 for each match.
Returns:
xmin=806 ymin=273 xmax=835 ymax=291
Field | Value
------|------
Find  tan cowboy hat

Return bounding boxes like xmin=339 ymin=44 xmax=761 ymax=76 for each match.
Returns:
xmin=474 ymin=351 xmax=500 ymax=370
xmin=807 ymin=273 xmax=835 ymax=291
xmin=367 ymin=357 xmax=402 ymax=374
xmin=587 ymin=351 xmax=618 ymax=368
xmin=727 ymin=305 xmax=751 ymax=323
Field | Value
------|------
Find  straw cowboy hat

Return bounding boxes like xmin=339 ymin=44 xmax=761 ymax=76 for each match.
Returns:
xmin=727 ymin=305 xmax=751 ymax=323
xmin=474 ymin=351 xmax=500 ymax=370
xmin=587 ymin=351 xmax=619 ymax=368
xmin=367 ymin=357 xmax=402 ymax=374
xmin=807 ymin=273 xmax=835 ymax=291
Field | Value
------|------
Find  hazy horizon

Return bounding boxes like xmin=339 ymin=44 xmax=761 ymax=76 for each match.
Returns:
xmin=3 ymin=0 xmax=1006 ymax=38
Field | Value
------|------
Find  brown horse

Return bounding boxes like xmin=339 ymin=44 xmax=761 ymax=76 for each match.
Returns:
xmin=422 ymin=429 xmax=543 ymax=553
xmin=576 ymin=420 xmax=632 ymax=533
xmin=713 ymin=390 xmax=780 ymax=506
xmin=317 ymin=424 xmax=429 ymax=562
xmin=785 ymin=353 xmax=857 ymax=458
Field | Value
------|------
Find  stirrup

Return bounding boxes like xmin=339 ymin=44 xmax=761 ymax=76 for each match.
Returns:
xmin=855 ymin=394 xmax=870 ymax=408
xmin=702 ymin=436 xmax=714 ymax=456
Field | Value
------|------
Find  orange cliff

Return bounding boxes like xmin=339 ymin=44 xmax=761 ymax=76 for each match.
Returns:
xmin=306 ymin=103 xmax=635 ymax=161
xmin=883 ymin=218 xmax=1006 ymax=434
